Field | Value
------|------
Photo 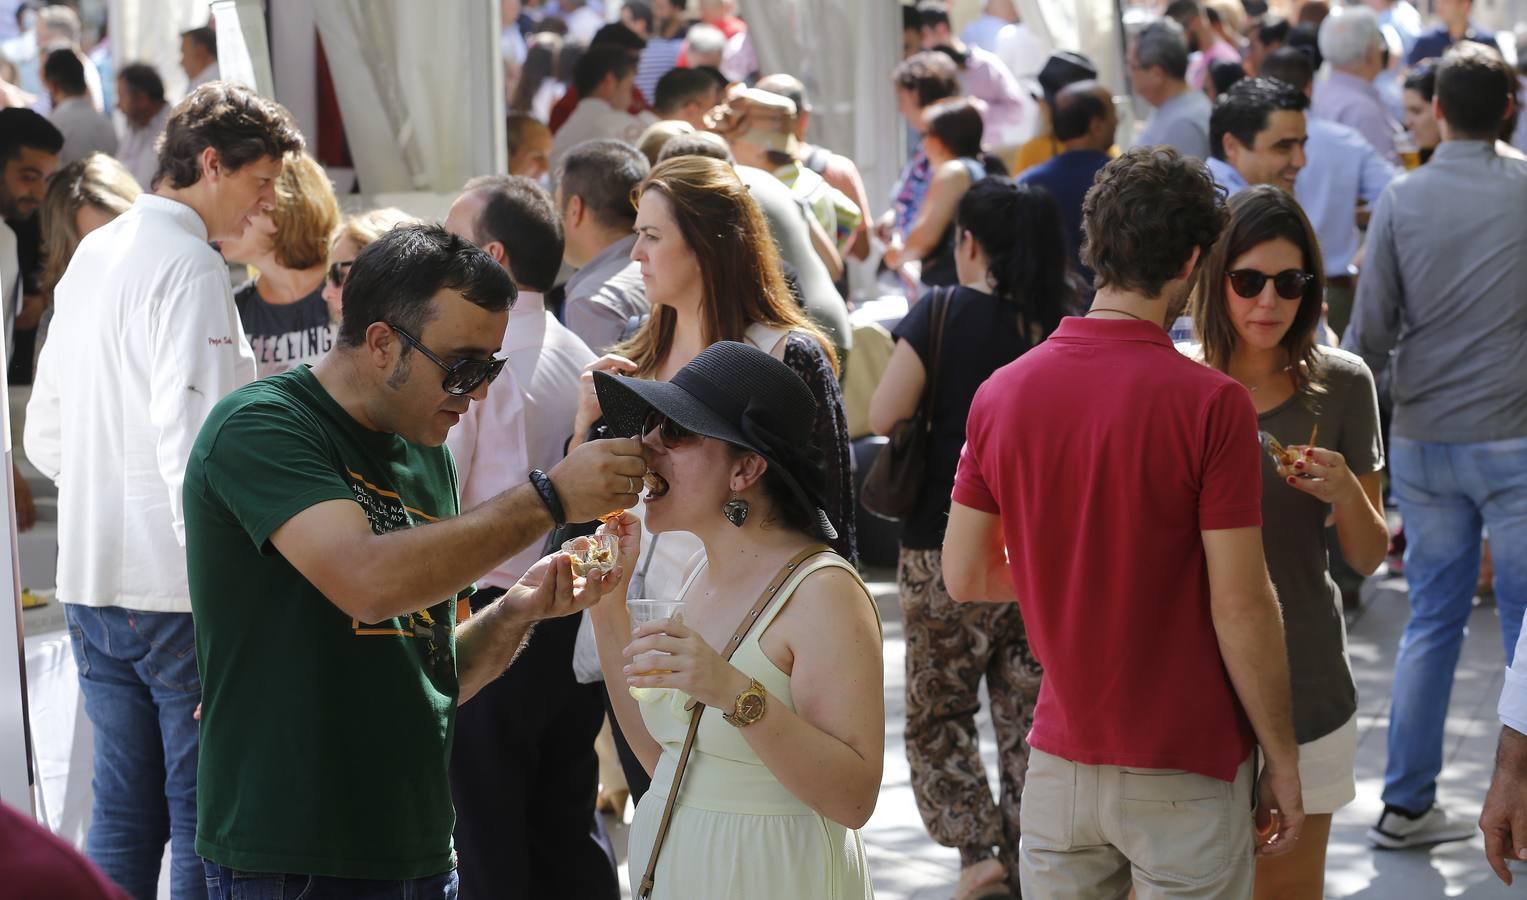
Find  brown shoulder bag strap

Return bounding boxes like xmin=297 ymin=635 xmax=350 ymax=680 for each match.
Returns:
xmin=638 ymin=543 xmax=832 ymax=899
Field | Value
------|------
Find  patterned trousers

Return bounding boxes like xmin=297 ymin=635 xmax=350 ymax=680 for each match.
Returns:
xmin=898 ymin=547 xmax=1043 ymax=883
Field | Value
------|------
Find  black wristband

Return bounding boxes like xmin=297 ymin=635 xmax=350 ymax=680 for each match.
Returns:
xmin=528 ymin=469 xmax=566 ymax=527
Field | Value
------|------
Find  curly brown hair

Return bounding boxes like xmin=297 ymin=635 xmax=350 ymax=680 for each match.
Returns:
xmin=154 ymin=82 xmax=304 ymax=190
xmin=1080 ymin=146 xmax=1227 ymax=297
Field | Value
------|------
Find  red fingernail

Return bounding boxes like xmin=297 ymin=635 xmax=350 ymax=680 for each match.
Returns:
xmin=1305 ymin=449 xmax=1314 ymax=458
xmin=1295 ymin=461 xmax=1304 ymax=469
xmin=1287 ymin=476 xmax=1296 ymax=484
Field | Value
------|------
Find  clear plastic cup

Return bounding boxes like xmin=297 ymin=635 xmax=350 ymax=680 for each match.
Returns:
xmin=626 ymin=598 xmax=684 ymax=675
xmin=562 ymin=533 xmax=618 ymax=577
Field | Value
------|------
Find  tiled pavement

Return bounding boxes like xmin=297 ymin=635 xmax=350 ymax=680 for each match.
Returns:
xmin=610 ymin=567 xmax=1523 ymax=899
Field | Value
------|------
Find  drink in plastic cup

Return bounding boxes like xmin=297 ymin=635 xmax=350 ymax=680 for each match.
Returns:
xmin=626 ymin=598 xmax=684 ymax=675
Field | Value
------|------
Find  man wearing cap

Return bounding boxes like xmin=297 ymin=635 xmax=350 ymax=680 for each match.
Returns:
xmin=183 ymin=223 xmax=645 ymax=895
xmin=1012 ymin=51 xmax=1108 ymax=175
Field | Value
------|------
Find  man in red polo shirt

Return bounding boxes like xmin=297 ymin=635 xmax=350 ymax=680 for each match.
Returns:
xmin=943 ymin=146 xmax=1304 ymax=897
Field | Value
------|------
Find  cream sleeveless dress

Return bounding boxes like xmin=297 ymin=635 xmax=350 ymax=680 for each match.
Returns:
xmin=626 ymin=552 xmax=879 ymax=900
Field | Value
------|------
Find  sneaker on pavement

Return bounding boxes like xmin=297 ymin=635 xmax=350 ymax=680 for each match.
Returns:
xmin=1368 ymin=804 xmax=1476 ymax=849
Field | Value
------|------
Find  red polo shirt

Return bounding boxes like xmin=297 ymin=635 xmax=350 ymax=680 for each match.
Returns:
xmin=952 ymin=317 xmax=1261 ymax=780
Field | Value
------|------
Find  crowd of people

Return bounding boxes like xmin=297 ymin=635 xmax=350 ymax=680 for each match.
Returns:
xmin=3 ymin=0 xmax=1527 ymax=899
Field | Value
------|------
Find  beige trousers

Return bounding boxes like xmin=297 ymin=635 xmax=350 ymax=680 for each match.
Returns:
xmin=1018 ymin=747 xmax=1255 ymax=899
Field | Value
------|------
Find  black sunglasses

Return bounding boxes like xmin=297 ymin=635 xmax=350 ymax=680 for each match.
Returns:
xmin=327 ymin=260 xmax=353 ymax=288
xmin=1227 ymin=268 xmax=1314 ymax=301
xmin=389 ymin=323 xmax=507 ymax=396
xmin=642 ymin=410 xmax=699 ymax=448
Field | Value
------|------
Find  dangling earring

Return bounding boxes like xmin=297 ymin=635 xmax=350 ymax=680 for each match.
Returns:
xmin=723 ymin=493 xmax=750 ymax=528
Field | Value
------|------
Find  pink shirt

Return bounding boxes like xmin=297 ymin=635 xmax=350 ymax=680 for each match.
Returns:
xmin=1187 ymin=40 xmax=1243 ymax=91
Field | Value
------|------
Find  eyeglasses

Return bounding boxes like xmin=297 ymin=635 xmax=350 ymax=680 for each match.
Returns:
xmin=388 ymin=322 xmax=507 ymax=396
xmin=327 ymin=260 xmax=353 ymax=288
xmin=642 ymin=410 xmax=699 ymax=448
xmin=1227 ymin=268 xmax=1315 ymax=301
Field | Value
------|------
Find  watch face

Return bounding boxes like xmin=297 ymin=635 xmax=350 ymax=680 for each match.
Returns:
xmin=739 ymin=693 xmax=765 ymax=720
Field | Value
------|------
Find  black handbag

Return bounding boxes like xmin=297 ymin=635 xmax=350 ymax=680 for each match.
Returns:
xmin=860 ymin=287 xmax=951 ymax=521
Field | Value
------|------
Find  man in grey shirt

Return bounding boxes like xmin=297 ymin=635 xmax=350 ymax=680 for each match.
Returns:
xmin=556 ymin=140 xmax=651 ymax=355
xmin=1342 ymin=43 xmax=1527 ymax=852
xmin=1130 ymin=18 xmax=1212 ymax=159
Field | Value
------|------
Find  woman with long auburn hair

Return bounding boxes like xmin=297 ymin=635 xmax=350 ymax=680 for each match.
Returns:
xmin=1189 ymin=185 xmax=1388 ymax=899
xmin=570 ymin=153 xmax=855 ymax=565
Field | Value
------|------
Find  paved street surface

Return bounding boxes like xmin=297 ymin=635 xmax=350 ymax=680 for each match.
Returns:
xmin=609 ymin=567 xmax=1522 ymax=899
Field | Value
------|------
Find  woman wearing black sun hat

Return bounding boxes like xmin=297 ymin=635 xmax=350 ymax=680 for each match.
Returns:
xmin=586 ymin=341 xmax=883 ymax=900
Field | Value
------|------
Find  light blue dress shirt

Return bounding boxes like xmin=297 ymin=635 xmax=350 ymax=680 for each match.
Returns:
xmin=1205 ymin=156 xmax=1248 ymax=195
xmin=1295 ymin=119 xmax=1397 ymax=276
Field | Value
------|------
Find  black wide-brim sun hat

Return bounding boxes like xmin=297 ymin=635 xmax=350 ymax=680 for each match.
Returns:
xmin=593 ymin=341 xmax=838 ymax=541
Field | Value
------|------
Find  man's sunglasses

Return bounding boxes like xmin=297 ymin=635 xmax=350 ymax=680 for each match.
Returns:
xmin=327 ymin=260 xmax=353 ymax=288
xmin=1227 ymin=268 xmax=1315 ymax=301
xmin=389 ymin=322 xmax=506 ymax=396
xmin=642 ymin=410 xmax=699 ymax=448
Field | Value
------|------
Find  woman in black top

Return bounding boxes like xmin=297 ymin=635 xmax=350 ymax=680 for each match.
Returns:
xmin=869 ymin=178 xmax=1075 ymax=899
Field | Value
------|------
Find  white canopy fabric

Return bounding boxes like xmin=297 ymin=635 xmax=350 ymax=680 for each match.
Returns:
xmin=311 ymin=0 xmax=504 ymax=195
xmin=108 ymin=0 xmax=207 ymax=102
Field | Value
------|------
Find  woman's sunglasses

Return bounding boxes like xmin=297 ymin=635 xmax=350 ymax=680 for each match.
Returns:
xmin=642 ymin=410 xmax=699 ymax=448
xmin=389 ymin=322 xmax=506 ymax=396
xmin=327 ymin=260 xmax=353 ymax=288
xmin=1227 ymin=268 xmax=1315 ymax=301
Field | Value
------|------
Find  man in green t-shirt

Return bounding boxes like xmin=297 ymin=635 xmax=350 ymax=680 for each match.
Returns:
xmin=184 ymin=224 xmax=646 ymax=895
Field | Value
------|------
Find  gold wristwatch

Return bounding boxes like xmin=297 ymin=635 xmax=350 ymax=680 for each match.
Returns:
xmin=723 ymin=678 xmax=768 ymax=727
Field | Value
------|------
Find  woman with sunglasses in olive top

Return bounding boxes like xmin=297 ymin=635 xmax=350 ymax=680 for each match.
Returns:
xmin=1187 ymin=186 xmax=1389 ymax=899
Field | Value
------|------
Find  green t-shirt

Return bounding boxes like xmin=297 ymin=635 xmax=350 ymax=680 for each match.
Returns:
xmin=186 ymin=365 xmax=466 ymax=880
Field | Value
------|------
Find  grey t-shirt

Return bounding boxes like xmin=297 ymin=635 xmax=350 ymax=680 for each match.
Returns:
xmin=1136 ymin=89 xmax=1212 ymax=160
xmin=1259 ymin=347 xmax=1383 ymax=743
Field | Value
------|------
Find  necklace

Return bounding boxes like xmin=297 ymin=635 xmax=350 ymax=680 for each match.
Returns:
xmin=1085 ymin=308 xmax=1145 ymax=321
xmin=1238 ymin=363 xmax=1295 ymax=393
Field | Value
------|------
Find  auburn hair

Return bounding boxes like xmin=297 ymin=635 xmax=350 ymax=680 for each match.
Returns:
xmin=613 ymin=155 xmax=835 ymax=376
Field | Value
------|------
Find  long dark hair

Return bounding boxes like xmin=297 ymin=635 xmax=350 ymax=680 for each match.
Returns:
xmin=1192 ymin=185 xmax=1326 ymax=396
xmin=955 ymin=177 xmax=1074 ymax=345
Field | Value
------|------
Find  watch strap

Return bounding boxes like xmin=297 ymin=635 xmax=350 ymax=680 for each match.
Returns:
xmin=637 ymin=543 xmax=831 ymax=899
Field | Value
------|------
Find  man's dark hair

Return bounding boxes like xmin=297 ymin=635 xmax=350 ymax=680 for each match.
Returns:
xmin=590 ymin=22 xmax=646 ymax=52
xmin=654 ymin=67 xmax=718 ymax=116
xmin=622 ymin=1 xmax=654 ymax=33
xmin=1209 ymin=59 xmax=1247 ymax=96
xmin=155 ymin=82 xmax=304 ymax=189
xmin=181 ymin=25 xmax=217 ymax=58
xmin=0 ymin=108 xmax=63 ymax=165
xmin=1081 ymin=146 xmax=1228 ymax=295
xmin=1260 ymin=46 xmax=1315 ymax=92
xmin=924 ymin=97 xmax=984 ymax=157
xmin=337 ymin=223 xmax=515 ymax=350
xmin=1052 ymin=81 xmax=1109 ymax=142
xmin=1403 ymin=57 xmax=1438 ymax=101
xmin=893 ymin=51 xmax=960 ymax=108
xmin=1210 ymin=76 xmax=1307 ymax=161
xmin=117 ymin=61 xmax=165 ymax=104
xmin=1256 ymin=15 xmax=1291 ymax=48
xmin=1135 ymin=19 xmax=1190 ymax=81
xmin=1163 ymin=0 xmax=1203 ymax=25
xmin=463 ymin=175 xmax=565 ymax=294
xmin=1437 ymin=42 xmax=1514 ymax=138
xmin=41 ymin=47 xmax=85 ymax=95
xmin=693 ymin=65 xmax=728 ymax=91
xmin=573 ymin=45 xmax=638 ymax=97
xmin=1287 ymin=22 xmax=1322 ymax=69
xmin=915 ymin=1 xmax=951 ymax=29
xmin=557 ymin=139 xmax=650 ymax=231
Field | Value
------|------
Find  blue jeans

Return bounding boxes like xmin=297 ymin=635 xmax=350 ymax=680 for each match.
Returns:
xmin=1383 ymin=436 xmax=1527 ymax=813
xmin=65 ymin=604 xmax=204 ymax=900
xmin=202 ymin=862 xmax=458 ymax=900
